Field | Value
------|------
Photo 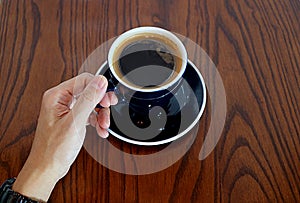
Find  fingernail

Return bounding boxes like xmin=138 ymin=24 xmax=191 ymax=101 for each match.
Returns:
xmin=112 ymin=94 xmax=118 ymax=105
xmin=103 ymin=131 xmax=109 ymax=138
xmin=98 ymin=76 xmax=107 ymax=89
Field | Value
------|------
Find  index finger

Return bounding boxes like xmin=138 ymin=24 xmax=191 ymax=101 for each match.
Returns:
xmin=57 ymin=73 xmax=95 ymax=96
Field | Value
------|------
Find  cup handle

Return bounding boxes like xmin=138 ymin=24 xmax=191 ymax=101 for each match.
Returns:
xmin=107 ymin=76 xmax=117 ymax=92
xmin=95 ymin=73 xmax=118 ymax=109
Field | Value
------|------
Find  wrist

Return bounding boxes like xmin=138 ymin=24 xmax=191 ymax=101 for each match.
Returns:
xmin=12 ymin=157 xmax=60 ymax=202
xmin=0 ymin=178 xmax=39 ymax=203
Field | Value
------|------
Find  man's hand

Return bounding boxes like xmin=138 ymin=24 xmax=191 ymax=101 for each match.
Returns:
xmin=12 ymin=73 xmax=117 ymax=202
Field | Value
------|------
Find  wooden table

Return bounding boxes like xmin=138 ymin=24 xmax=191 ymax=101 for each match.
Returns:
xmin=0 ymin=0 xmax=299 ymax=202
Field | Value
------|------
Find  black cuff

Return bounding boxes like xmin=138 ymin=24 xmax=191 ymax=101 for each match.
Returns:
xmin=0 ymin=178 xmax=39 ymax=203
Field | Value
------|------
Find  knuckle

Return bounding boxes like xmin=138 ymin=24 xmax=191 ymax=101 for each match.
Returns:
xmin=43 ymin=88 xmax=55 ymax=99
xmin=42 ymin=87 xmax=59 ymax=106
xmin=81 ymin=72 xmax=94 ymax=80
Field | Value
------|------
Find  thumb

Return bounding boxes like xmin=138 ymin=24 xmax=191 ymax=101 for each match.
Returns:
xmin=71 ymin=75 xmax=108 ymax=125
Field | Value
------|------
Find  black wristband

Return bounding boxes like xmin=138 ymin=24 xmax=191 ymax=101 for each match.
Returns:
xmin=0 ymin=178 xmax=39 ymax=203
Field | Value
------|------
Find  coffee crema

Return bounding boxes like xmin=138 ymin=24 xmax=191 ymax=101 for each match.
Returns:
xmin=112 ymin=33 xmax=183 ymax=90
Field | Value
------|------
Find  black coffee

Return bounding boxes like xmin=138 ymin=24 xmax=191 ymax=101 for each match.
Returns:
xmin=113 ymin=34 xmax=182 ymax=89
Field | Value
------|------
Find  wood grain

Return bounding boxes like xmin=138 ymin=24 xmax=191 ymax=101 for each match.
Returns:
xmin=0 ymin=0 xmax=299 ymax=202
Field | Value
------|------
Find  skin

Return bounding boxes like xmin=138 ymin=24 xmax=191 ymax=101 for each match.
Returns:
xmin=12 ymin=73 xmax=118 ymax=202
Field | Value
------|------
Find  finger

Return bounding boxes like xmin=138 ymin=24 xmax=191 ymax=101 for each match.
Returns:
xmin=87 ymin=112 xmax=97 ymax=127
xmin=96 ymin=123 xmax=109 ymax=138
xmin=98 ymin=92 xmax=118 ymax=107
xmin=58 ymin=73 xmax=94 ymax=96
xmin=99 ymin=94 xmax=111 ymax=108
xmin=97 ymin=108 xmax=110 ymax=129
xmin=71 ymin=75 xmax=108 ymax=125
xmin=107 ymin=92 xmax=118 ymax=105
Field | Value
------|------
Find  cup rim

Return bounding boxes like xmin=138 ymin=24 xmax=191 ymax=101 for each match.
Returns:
xmin=108 ymin=26 xmax=188 ymax=92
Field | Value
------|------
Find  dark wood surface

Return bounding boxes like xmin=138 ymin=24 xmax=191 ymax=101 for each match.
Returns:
xmin=0 ymin=0 xmax=299 ymax=202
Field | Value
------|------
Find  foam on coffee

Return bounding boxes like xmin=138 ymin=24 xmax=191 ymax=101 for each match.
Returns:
xmin=112 ymin=33 xmax=183 ymax=90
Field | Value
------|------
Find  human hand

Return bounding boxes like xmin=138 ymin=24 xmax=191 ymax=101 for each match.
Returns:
xmin=12 ymin=73 xmax=117 ymax=202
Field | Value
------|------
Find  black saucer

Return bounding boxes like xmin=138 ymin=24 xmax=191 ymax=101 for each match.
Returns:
xmin=97 ymin=60 xmax=206 ymax=146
